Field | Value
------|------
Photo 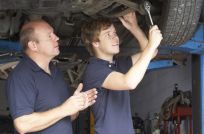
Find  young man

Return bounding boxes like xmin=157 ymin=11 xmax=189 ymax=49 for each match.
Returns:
xmin=6 ymin=20 xmax=97 ymax=134
xmin=81 ymin=11 xmax=163 ymax=134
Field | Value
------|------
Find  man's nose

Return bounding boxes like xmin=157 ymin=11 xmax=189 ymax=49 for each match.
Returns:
xmin=53 ymin=34 xmax=59 ymax=41
xmin=112 ymin=34 xmax=119 ymax=41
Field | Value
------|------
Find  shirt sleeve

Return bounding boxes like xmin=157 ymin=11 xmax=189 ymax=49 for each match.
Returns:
xmin=82 ymin=63 xmax=112 ymax=91
xmin=116 ymin=56 xmax=133 ymax=73
xmin=6 ymin=72 xmax=37 ymax=119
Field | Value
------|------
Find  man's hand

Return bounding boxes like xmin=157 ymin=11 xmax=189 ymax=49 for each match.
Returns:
xmin=60 ymin=83 xmax=97 ymax=116
xmin=74 ymin=83 xmax=97 ymax=110
xmin=148 ymin=25 xmax=163 ymax=49
xmin=118 ymin=11 xmax=139 ymax=31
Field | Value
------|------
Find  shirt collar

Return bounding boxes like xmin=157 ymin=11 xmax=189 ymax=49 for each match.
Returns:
xmin=23 ymin=54 xmax=55 ymax=73
xmin=89 ymin=57 xmax=117 ymax=68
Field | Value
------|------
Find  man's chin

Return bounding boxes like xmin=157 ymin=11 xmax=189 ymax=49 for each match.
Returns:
xmin=114 ymin=50 xmax=120 ymax=54
xmin=52 ymin=51 xmax=60 ymax=58
xmin=55 ymin=50 xmax=60 ymax=55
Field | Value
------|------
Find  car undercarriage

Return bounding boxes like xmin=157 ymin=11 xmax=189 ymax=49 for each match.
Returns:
xmin=0 ymin=0 xmax=203 ymax=46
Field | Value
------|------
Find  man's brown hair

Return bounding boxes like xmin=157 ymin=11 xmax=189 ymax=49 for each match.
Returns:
xmin=81 ymin=18 xmax=112 ymax=56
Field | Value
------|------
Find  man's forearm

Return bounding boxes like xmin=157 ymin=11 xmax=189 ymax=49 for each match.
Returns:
xmin=129 ymin=26 xmax=148 ymax=50
xmin=125 ymin=45 xmax=156 ymax=89
xmin=14 ymin=105 xmax=68 ymax=133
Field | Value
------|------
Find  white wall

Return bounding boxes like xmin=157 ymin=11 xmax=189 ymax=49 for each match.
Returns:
xmin=130 ymin=56 xmax=192 ymax=120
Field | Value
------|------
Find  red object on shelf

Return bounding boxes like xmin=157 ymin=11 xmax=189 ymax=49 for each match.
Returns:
xmin=164 ymin=106 xmax=192 ymax=134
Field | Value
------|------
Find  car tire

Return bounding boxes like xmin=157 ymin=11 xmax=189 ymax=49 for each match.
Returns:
xmin=159 ymin=0 xmax=203 ymax=46
xmin=200 ymin=1 xmax=204 ymax=22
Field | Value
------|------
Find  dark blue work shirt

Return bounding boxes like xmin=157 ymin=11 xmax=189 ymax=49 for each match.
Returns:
xmin=82 ymin=56 xmax=134 ymax=134
xmin=6 ymin=55 xmax=72 ymax=134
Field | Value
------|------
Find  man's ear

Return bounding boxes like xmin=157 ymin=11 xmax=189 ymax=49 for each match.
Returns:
xmin=92 ymin=41 xmax=99 ymax=48
xmin=28 ymin=41 xmax=38 ymax=51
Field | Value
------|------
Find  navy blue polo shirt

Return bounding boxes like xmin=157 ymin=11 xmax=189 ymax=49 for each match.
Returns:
xmin=6 ymin=55 xmax=72 ymax=134
xmin=82 ymin=56 xmax=134 ymax=134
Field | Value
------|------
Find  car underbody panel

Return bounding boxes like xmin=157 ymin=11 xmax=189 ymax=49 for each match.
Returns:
xmin=0 ymin=0 xmax=203 ymax=46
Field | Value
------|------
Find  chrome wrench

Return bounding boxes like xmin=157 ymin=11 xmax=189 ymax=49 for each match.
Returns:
xmin=144 ymin=1 xmax=154 ymax=26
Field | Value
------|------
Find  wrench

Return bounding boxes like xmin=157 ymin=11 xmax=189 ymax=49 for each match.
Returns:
xmin=143 ymin=1 xmax=154 ymax=26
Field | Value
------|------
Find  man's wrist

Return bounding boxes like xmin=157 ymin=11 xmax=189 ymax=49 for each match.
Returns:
xmin=57 ymin=104 xmax=70 ymax=118
xmin=146 ymin=43 xmax=157 ymax=53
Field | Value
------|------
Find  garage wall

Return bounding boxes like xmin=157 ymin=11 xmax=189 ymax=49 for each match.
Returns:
xmin=130 ymin=56 xmax=192 ymax=120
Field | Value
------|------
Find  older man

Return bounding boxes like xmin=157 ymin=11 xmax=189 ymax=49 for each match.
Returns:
xmin=6 ymin=20 xmax=97 ymax=134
